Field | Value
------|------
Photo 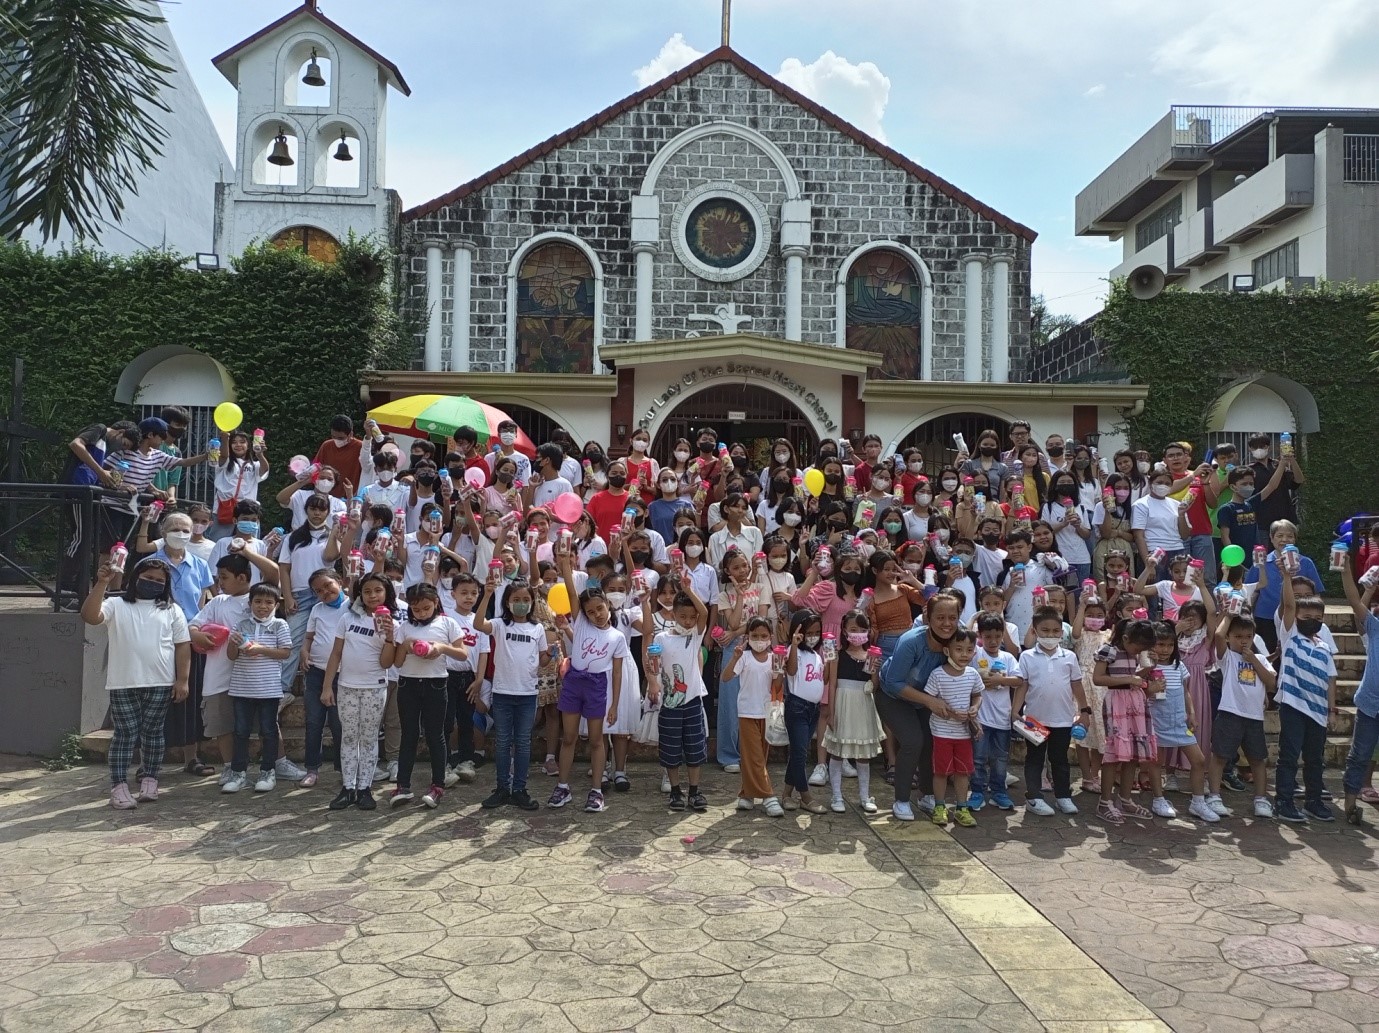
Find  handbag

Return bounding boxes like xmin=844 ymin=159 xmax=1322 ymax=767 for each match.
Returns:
xmin=765 ymin=699 xmax=789 ymax=746
xmin=633 ymin=701 xmax=660 ymax=745
xmin=216 ymin=461 xmax=249 ymax=524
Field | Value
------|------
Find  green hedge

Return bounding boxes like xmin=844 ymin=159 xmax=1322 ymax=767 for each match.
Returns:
xmin=0 ymin=238 xmax=407 ymax=523
xmin=1098 ymin=280 xmax=1379 ymax=586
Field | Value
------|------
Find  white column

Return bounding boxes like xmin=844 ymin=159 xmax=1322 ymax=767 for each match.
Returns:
xmin=450 ymin=243 xmax=473 ymax=372
xmin=783 ymin=246 xmax=807 ymax=341
xmin=962 ymin=253 xmax=985 ymax=383
xmin=633 ymin=243 xmax=655 ymax=342
xmin=422 ymin=239 xmax=444 ymax=372
xmin=990 ymin=254 xmax=1012 ymax=383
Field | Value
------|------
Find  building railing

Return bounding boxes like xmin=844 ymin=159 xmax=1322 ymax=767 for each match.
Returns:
xmin=1171 ymin=106 xmax=1271 ymax=147
xmin=1344 ymin=134 xmax=1379 ymax=183
xmin=0 ymin=483 xmax=114 ymax=612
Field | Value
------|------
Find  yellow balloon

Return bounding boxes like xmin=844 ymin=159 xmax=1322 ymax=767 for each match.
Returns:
xmin=803 ymin=468 xmax=825 ymax=497
xmin=547 ymin=582 xmax=571 ymax=616
xmin=213 ymin=402 xmax=243 ymax=432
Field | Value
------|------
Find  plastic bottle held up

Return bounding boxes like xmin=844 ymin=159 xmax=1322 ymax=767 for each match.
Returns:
xmin=1150 ymin=547 xmax=1166 ymax=567
xmin=252 ymin=427 xmax=265 ymax=452
xmin=348 ymin=494 xmax=362 ymax=522
xmin=1253 ymin=545 xmax=1268 ymax=567
xmin=1081 ymin=578 xmax=1098 ymax=600
xmin=772 ymin=644 xmax=788 ymax=676
xmin=373 ymin=605 xmax=391 ymax=635
xmin=792 ymin=476 xmax=804 ymax=499
xmin=421 ymin=544 xmax=440 ymax=574
xmin=1330 ymin=540 xmax=1349 ymax=572
xmin=346 ymin=549 xmax=365 ymax=581
xmin=646 ymin=642 xmax=663 ymax=678
xmin=953 ymin=432 xmax=969 ymax=456
xmin=821 ymin=632 xmax=837 ymax=663
xmin=1011 ymin=562 xmax=1026 ymax=587
xmin=1280 ymin=431 xmax=1294 ymax=457
xmin=109 ymin=541 xmax=128 ymax=574
xmin=391 ymin=508 xmax=407 ymax=535
xmin=207 ymin=438 xmax=221 ymax=463
xmin=815 ymin=544 xmax=833 ymax=577
xmin=367 ymin=418 xmax=385 ymax=444
xmin=1032 ymin=585 xmax=1047 ymax=606
xmin=857 ymin=586 xmax=874 ymax=612
xmin=147 ymin=499 xmax=164 ymax=522
xmin=1283 ymin=544 xmax=1301 ymax=574
xmin=865 ymin=645 xmax=883 ymax=675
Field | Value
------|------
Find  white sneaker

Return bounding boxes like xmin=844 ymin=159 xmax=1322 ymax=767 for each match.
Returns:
xmin=1005 ymin=772 xmax=1020 ymax=787
xmin=1188 ymin=797 xmax=1221 ymax=823
xmin=842 ymin=761 xmax=858 ymax=778
xmin=275 ymin=757 xmax=307 ymax=781
xmin=1151 ymin=797 xmax=1177 ymax=819
xmin=808 ymin=764 xmax=828 ymax=786
xmin=1207 ymin=794 xmax=1231 ymax=817
xmin=254 ymin=769 xmax=277 ymax=793
xmin=110 ymin=784 xmax=137 ymax=810
xmin=443 ymin=767 xmax=460 ymax=788
xmin=1055 ymin=797 xmax=1079 ymax=815
xmin=860 ymin=796 xmax=878 ymax=814
xmin=221 ymin=770 xmax=248 ymax=794
xmin=722 ymin=763 xmax=740 ymax=774
xmin=374 ymin=763 xmax=389 ymax=782
xmin=830 ymin=797 xmax=847 ymax=813
xmin=456 ymin=760 xmax=476 ymax=782
xmin=1163 ymin=772 xmax=1180 ymax=793
xmin=763 ymin=797 xmax=785 ymax=817
xmin=660 ymin=774 xmax=671 ymax=793
xmin=1026 ymin=798 xmax=1055 ymax=816
xmin=736 ymin=797 xmax=754 ymax=811
xmin=217 ymin=767 xmax=232 ymax=787
xmin=915 ymin=794 xmax=936 ymax=815
xmin=892 ymin=801 xmax=916 ymax=822
xmin=387 ymin=760 xmax=399 ymax=783
xmin=1253 ymin=797 xmax=1275 ymax=818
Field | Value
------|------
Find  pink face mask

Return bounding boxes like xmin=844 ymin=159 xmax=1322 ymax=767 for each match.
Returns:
xmin=1083 ymin=617 xmax=1105 ymax=631
xmin=846 ymin=631 xmax=870 ymax=646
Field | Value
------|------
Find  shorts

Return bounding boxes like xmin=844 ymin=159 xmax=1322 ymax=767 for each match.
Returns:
xmin=98 ymin=505 xmax=136 ymax=553
xmin=932 ymin=735 xmax=976 ymax=776
xmin=558 ymin=668 xmax=609 ymax=721
xmin=658 ymin=702 xmax=708 ymax=770
xmin=201 ymin=692 xmax=235 ymax=739
xmin=1212 ymin=710 xmax=1267 ymax=763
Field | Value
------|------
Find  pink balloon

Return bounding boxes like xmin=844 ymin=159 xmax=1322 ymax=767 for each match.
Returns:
xmin=464 ymin=467 xmax=486 ymax=489
xmin=288 ymin=455 xmax=311 ymax=477
xmin=549 ymin=492 xmax=584 ymax=525
xmin=193 ymin=623 xmax=231 ymax=654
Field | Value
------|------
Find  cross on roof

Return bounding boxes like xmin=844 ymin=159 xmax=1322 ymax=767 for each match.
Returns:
xmin=721 ymin=0 xmax=732 ymax=47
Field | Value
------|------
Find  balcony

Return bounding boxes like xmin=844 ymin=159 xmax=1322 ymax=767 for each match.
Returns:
xmin=1109 ymin=231 xmax=1186 ymax=283
xmin=1213 ymin=153 xmax=1315 ymax=245
xmin=1173 ymin=206 xmax=1225 ymax=266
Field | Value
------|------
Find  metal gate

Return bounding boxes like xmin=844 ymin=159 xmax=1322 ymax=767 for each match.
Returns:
xmin=898 ymin=412 xmax=1014 ymax=472
xmin=652 ymin=384 xmax=816 ymax=469
xmin=139 ymin=404 xmax=216 ymax=506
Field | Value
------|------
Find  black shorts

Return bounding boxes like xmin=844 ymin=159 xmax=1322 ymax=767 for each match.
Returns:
xmin=658 ymin=702 xmax=708 ymax=770
xmin=97 ymin=504 xmax=136 ymax=553
xmin=1212 ymin=710 xmax=1267 ymax=763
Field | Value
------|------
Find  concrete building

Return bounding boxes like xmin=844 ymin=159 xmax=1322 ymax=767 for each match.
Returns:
xmin=1077 ymin=106 xmax=1379 ymax=293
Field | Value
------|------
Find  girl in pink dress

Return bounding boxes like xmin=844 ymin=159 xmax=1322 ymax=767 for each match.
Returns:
xmin=1162 ymin=598 xmax=1218 ymax=778
xmin=1092 ymin=618 xmax=1160 ymax=825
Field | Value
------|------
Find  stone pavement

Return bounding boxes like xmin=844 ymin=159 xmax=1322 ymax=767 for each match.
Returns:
xmin=0 ymin=760 xmax=1172 ymax=1033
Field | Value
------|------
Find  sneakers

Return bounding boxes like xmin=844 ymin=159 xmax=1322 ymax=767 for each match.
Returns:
xmin=300 ymin=771 xmax=319 ymax=788
xmin=660 ymin=773 xmax=672 ymax=793
xmin=511 ymin=789 xmax=539 ymax=811
xmin=688 ymin=790 xmax=708 ymax=813
xmin=1163 ymin=772 xmax=1180 ymax=793
xmin=254 ymin=769 xmax=277 ymax=793
xmin=830 ymin=797 xmax=847 ymax=813
xmin=422 ymin=785 xmax=444 ymax=809
xmin=967 ymin=791 xmax=986 ymax=811
xmin=542 ymin=757 xmax=560 ymax=777
xmin=1150 ymin=796 xmax=1177 ymax=819
xmin=584 ymin=789 xmax=606 ymax=813
xmin=668 ymin=788 xmax=686 ymax=811
xmin=329 ymin=788 xmax=356 ymax=810
xmin=891 ymin=801 xmax=915 ymax=822
xmin=1275 ymin=799 xmax=1308 ymax=823
xmin=390 ymin=787 xmax=415 ymax=808
xmin=221 ymin=770 xmax=248 ymax=794
xmin=387 ymin=761 xmax=399 ymax=783
xmin=1188 ymin=797 xmax=1221 ymax=823
xmin=443 ymin=767 xmax=460 ymax=788
xmin=808 ymin=763 xmax=828 ymax=786
xmin=455 ymin=760 xmax=476 ymax=783
xmin=763 ymin=797 xmax=785 ymax=817
xmin=842 ymin=760 xmax=858 ymax=778
xmin=736 ymin=797 xmax=754 ymax=811
xmin=931 ymin=803 xmax=949 ymax=826
xmin=217 ymin=767 xmax=233 ymax=788
xmin=1055 ymin=797 xmax=1079 ymax=815
xmin=1222 ymin=769 xmax=1248 ymax=793
xmin=481 ymin=788 xmax=510 ymax=809
xmin=1005 ymin=772 xmax=1020 ymax=787
xmin=915 ymin=795 xmax=937 ymax=815
xmin=373 ymin=763 xmax=389 ymax=782
xmin=859 ymin=797 xmax=878 ymax=814
xmin=722 ymin=763 xmax=740 ymax=774
xmin=1206 ymin=794 xmax=1231 ymax=817
xmin=1304 ymin=799 xmax=1335 ymax=822
xmin=547 ymin=785 xmax=573 ymax=809
xmin=992 ymin=792 xmax=1015 ymax=811
xmin=135 ymin=777 xmax=159 ymax=803
xmin=110 ymin=784 xmax=137 ymax=810
xmin=1096 ymin=799 xmax=1124 ymax=824
xmin=356 ymin=788 xmax=377 ymax=810
xmin=1253 ymin=797 xmax=1275 ymax=819
xmin=1025 ymin=798 xmax=1055 ymax=816
xmin=1346 ymin=803 xmax=1365 ymax=826
xmin=275 ymin=757 xmax=308 ymax=781
xmin=953 ymin=806 xmax=977 ymax=828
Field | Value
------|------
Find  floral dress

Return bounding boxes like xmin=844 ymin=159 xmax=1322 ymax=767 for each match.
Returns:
xmin=1096 ymin=644 xmax=1157 ymax=763
xmin=1074 ymin=629 xmax=1111 ymax=752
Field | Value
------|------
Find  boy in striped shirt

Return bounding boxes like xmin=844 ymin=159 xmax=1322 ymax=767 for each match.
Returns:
xmin=1273 ymin=557 xmax=1337 ymax=823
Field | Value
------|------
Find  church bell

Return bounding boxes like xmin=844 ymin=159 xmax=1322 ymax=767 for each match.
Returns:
xmin=267 ymin=127 xmax=294 ymax=166
xmin=302 ymin=48 xmax=326 ymax=87
xmin=333 ymin=130 xmax=353 ymax=162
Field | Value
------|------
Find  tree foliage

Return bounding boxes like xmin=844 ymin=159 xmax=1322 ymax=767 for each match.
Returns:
xmin=1031 ymin=292 xmax=1081 ymax=347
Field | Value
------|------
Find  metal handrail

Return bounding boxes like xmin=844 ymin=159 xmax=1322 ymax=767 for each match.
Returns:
xmin=0 ymin=482 xmax=132 ymax=612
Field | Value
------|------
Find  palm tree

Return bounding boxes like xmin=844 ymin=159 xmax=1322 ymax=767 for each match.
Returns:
xmin=0 ymin=0 xmax=173 ymax=243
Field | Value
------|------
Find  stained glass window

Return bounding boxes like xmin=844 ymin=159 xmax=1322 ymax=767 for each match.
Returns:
xmin=270 ymin=226 xmax=340 ymax=264
xmin=685 ymin=198 xmax=757 ymax=270
xmin=845 ymin=249 xmax=923 ymax=380
xmin=515 ymin=242 xmax=596 ymax=375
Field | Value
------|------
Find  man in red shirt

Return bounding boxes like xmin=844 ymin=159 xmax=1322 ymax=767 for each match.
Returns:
xmin=1164 ymin=441 xmax=1218 ymax=582
xmin=852 ymin=433 xmax=883 ymax=492
xmin=312 ymin=415 xmax=363 ymax=498
xmin=448 ymin=427 xmax=491 ymax=485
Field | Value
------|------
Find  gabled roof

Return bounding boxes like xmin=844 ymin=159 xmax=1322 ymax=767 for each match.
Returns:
xmin=402 ymin=46 xmax=1034 ymax=242
xmin=212 ymin=1 xmax=411 ymax=96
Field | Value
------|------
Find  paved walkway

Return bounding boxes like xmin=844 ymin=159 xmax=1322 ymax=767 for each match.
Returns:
xmin=0 ymin=761 xmax=1170 ymax=1033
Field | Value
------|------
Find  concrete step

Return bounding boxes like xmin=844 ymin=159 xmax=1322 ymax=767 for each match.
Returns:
xmin=1325 ymin=604 xmax=1356 ymax=634
xmin=1263 ymin=706 xmax=1356 ymax=738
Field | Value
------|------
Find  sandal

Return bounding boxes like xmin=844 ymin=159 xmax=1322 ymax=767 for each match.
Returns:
xmin=1118 ymin=796 xmax=1153 ymax=819
xmin=782 ymin=797 xmax=799 ymax=811
xmin=1081 ymin=779 xmax=1102 ymax=794
xmin=1097 ymin=799 xmax=1125 ymax=825
xmin=1359 ymin=787 xmax=1379 ymax=804
xmin=800 ymin=796 xmax=827 ymax=814
xmin=184 ymin=759 xmax=216 ymax=777
xmin=613 ymin=774 xmax=631 ymax=793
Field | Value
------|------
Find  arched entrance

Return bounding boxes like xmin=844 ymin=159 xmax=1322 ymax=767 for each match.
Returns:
xmin=898 ymin=412 xmax=1014 ymax=473
xmin=652 ymin=384 xmax=816 ymax=469
xmin=1206 ymin=373 xmax=1317 ymax=458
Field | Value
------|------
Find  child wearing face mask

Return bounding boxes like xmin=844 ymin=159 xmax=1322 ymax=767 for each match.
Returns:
xmin=1093 ymin=477 xmax=1135 ymax=580
xmin=1071 ymin=592 xmax=1112 ymax=793
xmin=1092 ymin=618 xmax=1163 ymax=824
xmin=782 ymin=610 xmax=829 ymax=813
xmin=649 ymin=470 xmax=695 ymax=544
xmin=363 ymin=450 xmax=410 ymax=514
xmin=897 ymin=448 xmax=927 ymax=504
xmin=923 ymin=628 xmax=984 ymax=827
xmin=970 ymin=613 xmax=1019 ymax=811
xmin=623 ymin=431 xmax=659 ymax=504
xmin=647 ymin=578 xmax=711 ymax=811
xmin=823 ymin=611 xmax=885 ymax=814
xmin=300 ymin=569 xmax=348 ymax=788
xmin=1014 ymin=608 xmax=1091 ymax=817
xmin=761 ymin=537 xmax=798 ymax=636
xmin=599 ymin=571 xmax=644 ymax=791
xmin=722 ymin=617 xmax=785 ymax=816
xmin=1146 ymin=622 xmax=1217 ymax=822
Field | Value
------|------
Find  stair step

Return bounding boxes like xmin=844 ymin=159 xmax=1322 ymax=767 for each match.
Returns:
xmin=1263 ymin=706 xmax=1356 ymax=737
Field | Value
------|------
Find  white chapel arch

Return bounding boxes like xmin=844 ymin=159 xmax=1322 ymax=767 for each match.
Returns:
xmin=1206 ymin=374 xmax=1319 ymax=434
xmin=115 ymin=346 xmax=236 ymax=407
xmin=639 ymin=121 xmax=802 ymax=199
xmin=836 ymin=240 xmax=935 ymax=380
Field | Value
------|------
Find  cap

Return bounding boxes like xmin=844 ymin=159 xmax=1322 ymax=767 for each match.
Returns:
xmin=138 ymin=416 xmax=169 ymax=437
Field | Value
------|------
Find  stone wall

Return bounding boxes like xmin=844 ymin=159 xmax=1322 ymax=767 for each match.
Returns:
xmin=1028 ymin=314 xmax=1123 ymax=384
xmin=401 ymin=58 xmax=1032 ymax=379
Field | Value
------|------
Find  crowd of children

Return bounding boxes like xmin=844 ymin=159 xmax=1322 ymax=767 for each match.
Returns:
xmin=82 ymin=413 xmax=1378 ymax=829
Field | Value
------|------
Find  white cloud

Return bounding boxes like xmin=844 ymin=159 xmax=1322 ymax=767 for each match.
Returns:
xmin=633 ymin=33 xmax=706 ymax=87
xmin=776 ymin=52 xmax=891 ymax=143
xmin=1083 ymin=84 xmax=1106 ymax=98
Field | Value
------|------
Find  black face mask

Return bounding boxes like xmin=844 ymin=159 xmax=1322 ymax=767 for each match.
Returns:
xmin=773 ymin=479 xmax=790 ymax=493
xmin=447 ymin=466 xmax=464 ymax=480
xmin=608 ymin=475 xmax=626 ymax=489
xmin=732 ymin=456 xmax=748 ymax=470
xmin=1047 ymin=446 xmax=1065 ymax=458
xmin=416 ymin=472 xmax=437 ymax=486
xmin=982 ymin=533 xmax=1000 ymax=546
xmin=824 ymin=473 xmax=842 ymax=485
xmin=838 ymin=570 xmax=862 ymax=586
xmin=630 ymin=551 xmax=650 ymax=565
xmin=828 ymin=520 xmax=848 ymax=531
xmin=585 ymin=449 xmax=602 ymax=461
xmin=497 ymin=471 xmax=514 ymax=485
xmin=135 ymin=578 xmax=164 ymax=600
xmin=1296 ymin=618 xmax=1323 ymax=638
xmin=1058 ymin=486 xmax=1076 ymax=498
xmin=698 ymin=441 xmax=715 ymax=454
xmin=979 ymin=446 xmax=997 ymax=456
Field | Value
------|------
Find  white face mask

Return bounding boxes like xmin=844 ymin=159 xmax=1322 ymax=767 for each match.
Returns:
xmin=500 ymin=432 xmax=517 ymax=446
xmin=1136 ymin=461 xmax=1151 ymax=474
xmin=192 ymin=521 xmax=210 ymax=535
xmin=769 ymin=556 xmax=788 ymax=571
xmin=804 ymin=635 xmax=821 ymax=649
xmin=315 ymin=480 xmax=335 ymax=495
xmin=1150 ymin=483 xmax=1171 ymax=499
xmin=674 ymin=450 xmax=691 ymax=463
xmin=915 ymin=493 xmax=932 ymax=507
xmin=484 ymin=526 xmax=501 ymax=540
xmin=749 ymin=639 xmax=771 ymax=653
xmin=660 ymin=479 xmax=678 ymax=493
xmin=165 ymin=530 xmax=191 ymax=548
xmin=604 ymin=591 xmax=627 ymax=609
xmin=631 ymin=439 xmax=648 ymax=452
xmin=783 ymin=513 xmax=803 ymax=527
xmin=774 ymin=451 xmax=790 ymax=464
xmin=1037 ymin=636 xmax=1062 ymax=651
xmin=936 ymin=529 xmax=950 ymax=543
xmin=1251 ymin=448 xmax=1269 ymax=460
xmin=941 ymin=479 xmax=958 ymax=492
xmin=873 ymin=478 xmax=891 ymax=491
xmin=907 ymin=462 xmax=923 ymax=474
xmin=377 ymin=470 xmax=395 ymax=485
xmin=685 ymin=544 xmax=704 ymax=558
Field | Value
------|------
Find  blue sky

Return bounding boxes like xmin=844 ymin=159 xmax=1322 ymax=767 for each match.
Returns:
xmin=162 ymin=0 xmax=1379 ymax=319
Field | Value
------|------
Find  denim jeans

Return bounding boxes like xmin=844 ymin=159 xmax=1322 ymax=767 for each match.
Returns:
xmin=1343 ymin=708 xmax=1379 ymax=795
xmin=280 ymin=588 xmax=318 ymax=693
xmin=491 ymin=692 xmax=537 ymax=793
xmin=716 ymin=635 xmax=741 ymax=766
xmin=232 ymin=696 xmax=280 ymax=773
xmin=302 ymin=666 xmax=341 ymax=772
xmin=783 ymin=693 xmax=820 ymax=792
xmin=1188 ymin=535 xmax=1217 ymax=585
xmin=397 ymin=676 xmax=448 ymax=790
xmin=445 ymin=670 xmax=476 ymax=768
xmin=971 ymin=724 xmax=1011 ymax=796
xmin=1275 ymin=702 xmax=1327 ymax=805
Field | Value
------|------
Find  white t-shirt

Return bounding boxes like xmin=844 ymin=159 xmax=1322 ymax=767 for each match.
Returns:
xmin=568 ymin=614 xmax=629 ymax=676
xmin=1217 ymin=647 xmax=1275 ymax=721
xmin=1131 ymin=495 xmax=1186 ymax=552
xmin=1000 ymin=559 xmax=1064 ymax=641
xmin=974 ymin=545 xmax=1007 ymax=591
xmin=190 ymin=593 xmax=252 ymax=697
xmin=288 ymin=491 xmax=346 ymax=530
xmin=361 ymin=479 xmax=410 ymax=514
xmin=681 ymin=562 xmax=720 ymax=608
xmin=532 ymin=477 xmax=574 ymax=508
xmin=488 ymin=617 xmax=549 ymax=697
xmin=208 ymin=536 xmax=268 ymax=586
xmin=445 ymin=611 xmax=488 ymax=674
xmin=1016 ymin=646 xmax=1083 ymax=727
xmin=278 ymin=527 xmax=333 ymax=594
xmin=99 ymin=598 xmax=190 ymax=690
xmin=924 ymin=665 xmax=982 ymax=739
xmin=972 ymin=648 xmax=1017 ymax=727
xmin=1043 ymin=500 xmax=1091 ymax=564
xmin=395 ymin=614 xmax=465 ymax=679
xmin=787 ymin=647 xmax=827 ymax=704
xmin=652 ymin=627 xmax=706 ymax=706
xmin=736 ymin=650 xmax=775 ymax=719
xmin=1153 ymin=580 xmax=1202 ymax=622
xmin=334 ymin=608 xmax=394 ymax=689
xmin=213 ymin=458 xmax=267 ymax=504
xmin=305 ymin=601 xmax=347 ymax=669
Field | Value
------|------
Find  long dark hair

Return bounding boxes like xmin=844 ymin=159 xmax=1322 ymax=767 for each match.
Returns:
xmin=221 ymin=429 xmax=251 ymax=469
xmin=288 ymin=495 xmax=333 ymax=550
xmin=120 ymin=557 xmax=174 ymax=607
xmin=350 ymin=571 xmax=398 ymax=616
xmin=1017 ymin=444 xmax=1048 ymax=508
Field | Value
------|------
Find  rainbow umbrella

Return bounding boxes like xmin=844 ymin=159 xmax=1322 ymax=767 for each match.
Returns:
xmin=367 ymin=394 xmax=536 ymax=457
